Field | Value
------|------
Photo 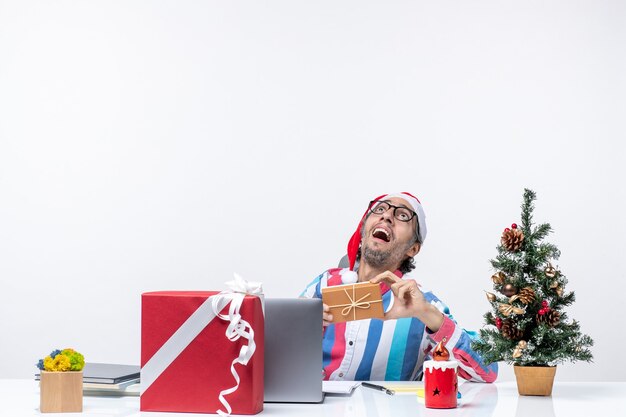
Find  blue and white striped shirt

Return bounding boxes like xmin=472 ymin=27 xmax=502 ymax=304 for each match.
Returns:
xmin=300 ymin=268 xmax=498 ymax=382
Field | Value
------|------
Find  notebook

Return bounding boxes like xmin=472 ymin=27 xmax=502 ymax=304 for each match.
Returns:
xmin=263 ymin=298 xmax=324 ymax=403
xmin=83 ymin=380 xmax=141 ymax=397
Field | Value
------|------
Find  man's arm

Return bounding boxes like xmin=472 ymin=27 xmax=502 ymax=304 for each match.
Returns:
xmin=300 ymin=272 xmax=325 ymax=298
xmin=370 ymin=271 xmax=498 ymax=383
xmin=423 ymin=300 xmax=498 ymax=383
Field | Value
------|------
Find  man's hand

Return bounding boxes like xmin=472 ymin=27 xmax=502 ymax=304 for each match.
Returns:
xmin=323 ymin=303 xmax=333 ymax=327
xmin=369 ymin=271 xmax=427 ymax=319
xmin=369 ymin=271 xmax=444 ymax=332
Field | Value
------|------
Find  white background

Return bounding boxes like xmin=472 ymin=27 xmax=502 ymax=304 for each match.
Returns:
xmin=1 ymin=1 xmax=624 ymax=382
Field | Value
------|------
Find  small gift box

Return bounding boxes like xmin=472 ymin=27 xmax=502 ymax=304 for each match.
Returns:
xmin=140 ymin=275 xmax=264 ymax=415
xmin=321 ymin=282 xmax=384 ymax=323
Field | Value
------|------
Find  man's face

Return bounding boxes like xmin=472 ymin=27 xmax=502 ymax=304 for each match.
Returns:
xmin=360 ymin=197 xmax=420 ymax=270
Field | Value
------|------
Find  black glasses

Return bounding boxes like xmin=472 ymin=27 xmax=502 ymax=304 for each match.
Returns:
xmin=368 ymin=200 xmax=417 ymax=223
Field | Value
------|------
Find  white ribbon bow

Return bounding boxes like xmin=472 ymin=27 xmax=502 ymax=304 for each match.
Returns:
xmin=211 ymin=273 xmax=264 ymax=416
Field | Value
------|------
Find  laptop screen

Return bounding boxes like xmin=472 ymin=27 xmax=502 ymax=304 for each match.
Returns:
xmin=264 ymin=298 xmax=324 ymax=403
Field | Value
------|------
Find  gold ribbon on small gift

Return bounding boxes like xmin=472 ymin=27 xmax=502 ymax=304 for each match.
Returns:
xmin=330 ymin=286 xmax=382 ymax=321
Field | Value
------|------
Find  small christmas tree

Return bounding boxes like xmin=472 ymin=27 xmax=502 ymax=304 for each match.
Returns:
xmin=472 ymin=189 xmax=593 ymax=367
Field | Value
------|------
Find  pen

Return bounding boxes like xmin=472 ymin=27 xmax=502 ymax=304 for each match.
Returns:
xmin=361 ymin=382 xmax=395 ymax=395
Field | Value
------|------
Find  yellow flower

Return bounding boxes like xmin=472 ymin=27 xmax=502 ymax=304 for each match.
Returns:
xmin=43 ymin=356 xmax=54 ymax=371
xmin=44 ymin=354 xmax=71 ymax=371
xmin=54 ymin=354 xmax=71 ymax=371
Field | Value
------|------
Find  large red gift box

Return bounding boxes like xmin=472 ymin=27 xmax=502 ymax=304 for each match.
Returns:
xmin=141 ymin=291 xmax=264 ymax=414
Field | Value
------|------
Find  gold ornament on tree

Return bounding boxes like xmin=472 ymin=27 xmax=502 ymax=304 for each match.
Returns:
xmin=512 ymin=340 xmax=528 ymax=358
xmin=498 ymin=299 xmax=526 ymax=317
xmin=545 ymin=262 xmax=557 ymax=278
xmin=501 ymin=224 xmax=524 ymax=252
xmin=491 ymin=272 xmax=506 ymax=285
xmin=485 ymin=292 xmax=497 ymax=302
xmin=549 ymin=279 xmax=564 ymax=296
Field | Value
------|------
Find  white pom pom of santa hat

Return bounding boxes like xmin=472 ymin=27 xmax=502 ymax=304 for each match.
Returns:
xmin=340 ymin=269 xmax=358 ymax=284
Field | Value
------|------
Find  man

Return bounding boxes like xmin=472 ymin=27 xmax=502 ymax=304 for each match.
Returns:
xmin=300 ymin=192 xmax=498 ymax=382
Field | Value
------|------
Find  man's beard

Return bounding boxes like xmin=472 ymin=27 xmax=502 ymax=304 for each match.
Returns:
xmin=361 ymin=243 xmax=408 ymax=270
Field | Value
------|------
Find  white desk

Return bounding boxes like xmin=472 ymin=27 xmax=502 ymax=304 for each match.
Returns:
xmin=2 ymin=379 xmax=624 ymax=417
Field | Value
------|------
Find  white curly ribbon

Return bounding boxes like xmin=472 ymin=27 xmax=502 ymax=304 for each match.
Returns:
xmin=140 ymin=274 xmax=263 ymax=416
xmin=211 ymin=274 xmax=264 ymax=416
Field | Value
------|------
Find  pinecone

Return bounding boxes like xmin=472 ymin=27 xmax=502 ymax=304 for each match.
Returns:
xmin=518 ymin=287 xmax=536 ymax=304
xmin=537 ymin=309 xmax=561 ymax=327
xmin=500 ymin=319 xmax=524 ymax=340
xmin=501 ymin=228 xmax=524 ymax=252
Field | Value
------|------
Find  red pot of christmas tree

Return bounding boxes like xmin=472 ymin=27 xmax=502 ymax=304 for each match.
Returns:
xmin=472 ymin=189 xmax=593 ymax=396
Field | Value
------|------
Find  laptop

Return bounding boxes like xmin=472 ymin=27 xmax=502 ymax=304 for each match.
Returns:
xmin=264 ymin=297 xmax=324 ymax=403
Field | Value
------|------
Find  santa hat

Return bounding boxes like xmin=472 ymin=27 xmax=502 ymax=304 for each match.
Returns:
xmin=344 ymin=192 xmax=427 ymax=282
